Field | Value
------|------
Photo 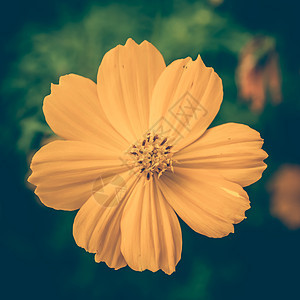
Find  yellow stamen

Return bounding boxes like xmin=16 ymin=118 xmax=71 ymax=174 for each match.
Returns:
xmin=129 ymin=133 xmax=174 ymax=179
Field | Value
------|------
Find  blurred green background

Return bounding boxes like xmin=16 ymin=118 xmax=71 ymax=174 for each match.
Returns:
xmin=1 ymin=0 xmax=300 ymax=299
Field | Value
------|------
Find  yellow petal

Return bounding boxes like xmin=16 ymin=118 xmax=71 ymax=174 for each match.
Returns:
xmin=28 ymin=140 xmax=129 ymax=210
xmin=174 ymin=123 xmax=268 ymax=187
xmin=73 ymin=171 xmax=138 ymax=270
xmin=97 ymin=38 xmax=166 ymax=144
xmin=120 ymin=177 xmax=182 ymax=275
xmin=43 ymin=74 xmax=127 ymax=151
xmin=149 ymin=55 xmax=223 ymax=151
xmin=159 ymin=168 xmax=251 ymax=238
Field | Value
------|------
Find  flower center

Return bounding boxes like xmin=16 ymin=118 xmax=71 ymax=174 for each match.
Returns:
xmin=129 ymin=133 xmax=174 ymax=180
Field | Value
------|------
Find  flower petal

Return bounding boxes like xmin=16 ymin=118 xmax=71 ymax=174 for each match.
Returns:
xmin=159 ymin=168 xmax=250 ymax=238
xmin=97 ymin=38 xmax=166 ymax=144
xmin=43 ymin=74 xmax=127 ymax=151
xmin=73 ymin=171 xmax=138 ymax=270
xmin=120 ymin=177 xmax=182 ymax=274
xmin=149 ymin=55 xmax=223 ymax=151
xmin=28 ymin=140 xmax=129 ymax=210
xmin=174 ymin=123 xmax=268 ymax=187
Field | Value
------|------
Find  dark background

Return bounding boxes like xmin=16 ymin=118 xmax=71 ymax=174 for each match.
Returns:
xmin=1 ymin=0 xmax=300 ymax=299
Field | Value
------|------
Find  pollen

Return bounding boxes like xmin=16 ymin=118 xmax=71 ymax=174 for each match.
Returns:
xmin=129 ymin=133 xmax=174 ymax=180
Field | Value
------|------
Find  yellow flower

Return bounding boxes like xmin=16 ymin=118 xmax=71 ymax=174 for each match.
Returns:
xmin=269 ymin=164 xmax=300 ymax=230
xmin=28 ymin=38 xmax=268 ymax=274
xmin=236 ymin=36 xmax=282 ymax=112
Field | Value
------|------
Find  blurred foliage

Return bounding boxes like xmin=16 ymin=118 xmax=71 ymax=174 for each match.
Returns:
xmin=1 ymin=0 xmax=300 ymax=300
xmin=154 ymin=2 xmax=250 ymax=60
